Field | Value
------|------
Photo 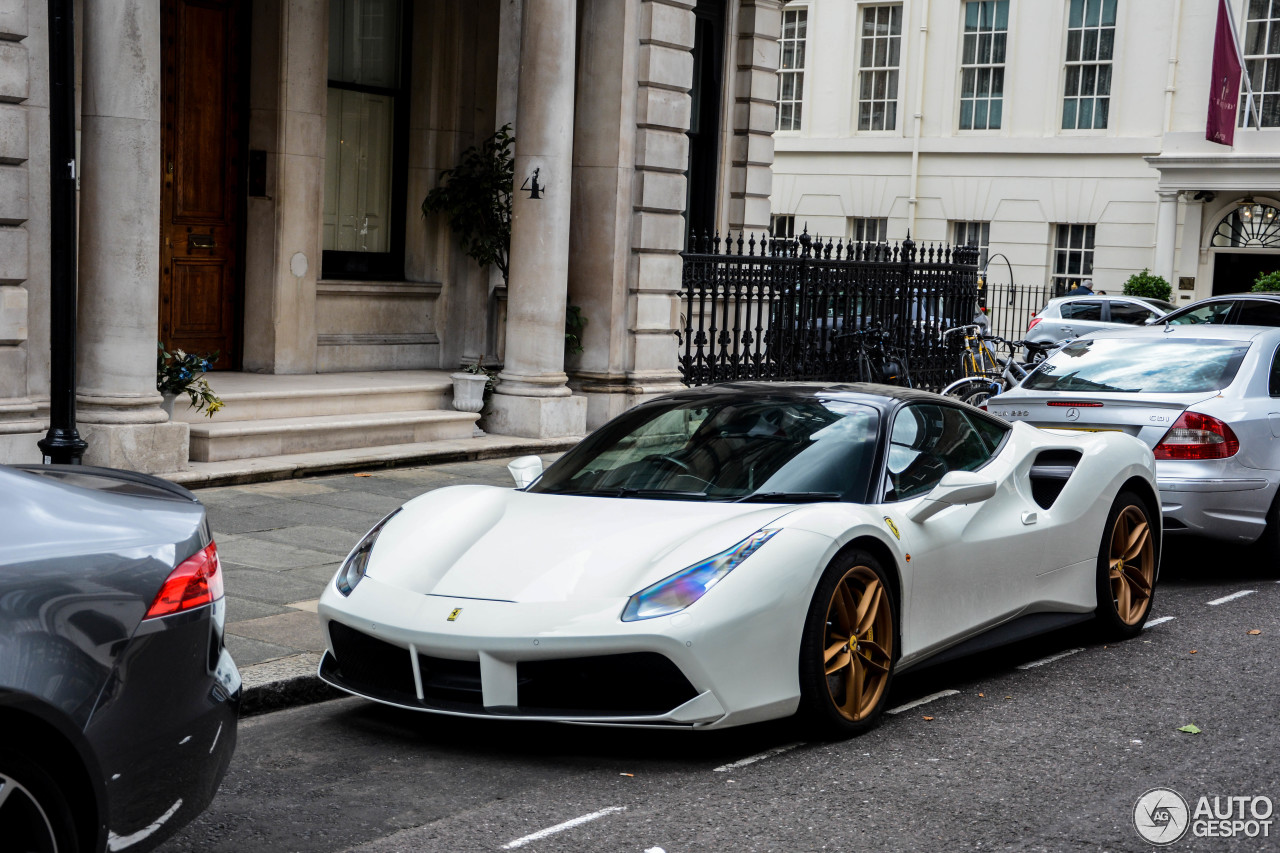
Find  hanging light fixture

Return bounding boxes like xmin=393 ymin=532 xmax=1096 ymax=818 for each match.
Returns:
xmin=1239 ymin=195 xmax=1257 ymax=221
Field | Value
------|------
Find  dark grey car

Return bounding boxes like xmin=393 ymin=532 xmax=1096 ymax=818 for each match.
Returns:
xmin=0 ymin=465 xmax=239 ymax=852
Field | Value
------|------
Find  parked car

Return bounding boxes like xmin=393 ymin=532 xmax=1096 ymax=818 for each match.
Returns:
xmin=319 ymin=383 xmax=1158 ymax=738
xmin=0 ymin=465 xmax=239 ymax=853
xmin=1025 ymin=294 xmax=1176 ymax=344
xmin=988 ymin=325 xmax=1280 ymax=556
xmin=1154 ymin=292 xmax=1280 ymax=327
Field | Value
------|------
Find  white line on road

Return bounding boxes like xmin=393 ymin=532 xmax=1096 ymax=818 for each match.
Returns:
xmin=1016 ymin=647 xmax=1085 ymax=670
xmin=1208 ymin=590 xmax=1255 ymax=606
xmin=501 ymin=807 xmax=626 ymax=850
xmin=1144 ymin=616 xmax=1175 ymax=629
xmin=713 ymin=743 xmax=804 ymax=772
xmin=886 ymin=689 xmax=960 ymax=715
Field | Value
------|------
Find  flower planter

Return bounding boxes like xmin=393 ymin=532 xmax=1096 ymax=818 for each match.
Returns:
xmin=450 ymin=372 xmax=490 ymax=436
xmin=161 ymin=392 xmax=178 ymax=420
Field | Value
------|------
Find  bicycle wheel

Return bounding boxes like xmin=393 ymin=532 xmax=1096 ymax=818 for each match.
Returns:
xmin=941 ymin=376 xmax=997 ymax=400
xmin=961 ymin=384 xmax=1000 ymax=407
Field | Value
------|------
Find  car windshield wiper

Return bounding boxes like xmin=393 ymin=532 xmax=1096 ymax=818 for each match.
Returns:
xmin=731 ymin=491 xmax=844 ymax=503
xmin=548 ymin=487 xmax=709 ymax=500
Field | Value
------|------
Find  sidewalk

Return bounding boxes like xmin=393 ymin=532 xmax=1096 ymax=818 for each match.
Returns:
xmin=203 ymin=452 xmax=564 ymax=714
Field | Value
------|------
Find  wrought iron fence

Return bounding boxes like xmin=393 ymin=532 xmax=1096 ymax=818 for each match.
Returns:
xmin=980 ymin=281 xmax=1055 ymax=342
xmin=678 ymin=231 xmax=981 ymax=391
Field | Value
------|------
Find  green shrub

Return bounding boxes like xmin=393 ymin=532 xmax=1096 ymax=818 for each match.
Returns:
xmin=1122 ymin=269 xmax=1172 ymax=302
xmin=1252 ymin=270 xmax=1280 ymax=292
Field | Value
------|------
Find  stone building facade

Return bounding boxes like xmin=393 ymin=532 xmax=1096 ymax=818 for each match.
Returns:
xmin=771 ymin=0 xmax=1280 ymax=311
xmin=0 ymin=0 xmax=783 ymax=471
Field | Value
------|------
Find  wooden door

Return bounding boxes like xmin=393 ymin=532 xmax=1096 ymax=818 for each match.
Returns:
xmin=159 ymin=0 xmax=246 ymax=369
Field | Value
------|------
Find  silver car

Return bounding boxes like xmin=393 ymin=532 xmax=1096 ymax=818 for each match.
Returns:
xmin=987 ymin=325 xmax=1280 ymax=555
xmin=1025 ymin=295 xmax=1176 ymax=345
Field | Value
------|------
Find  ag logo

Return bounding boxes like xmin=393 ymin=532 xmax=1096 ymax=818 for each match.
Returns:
xmin=1133 ymin=787 xmax=1190 ymax=845
xmin=1065 ymin=408 xmax=1080 ymax=422
xmin=883 ymin=517 xmax=900 ymax=540
xmin=447 ymin=608 xmax=463 ymax=622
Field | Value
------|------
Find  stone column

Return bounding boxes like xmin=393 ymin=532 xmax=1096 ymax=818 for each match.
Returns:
xmin=728 ymin=0 xmax=782 ymax=234
xmin=486 ymin=0 xmax=587 ymax=438
xmin=0 ymin=2 xmax=43 ymax=462
xmin=1154 ymin=190 xmax=1179 ymax=284
xmin=242 ymin=0 xmax=323 ymax=375
xmin=75 ymin=0 xmax=188 ymax=472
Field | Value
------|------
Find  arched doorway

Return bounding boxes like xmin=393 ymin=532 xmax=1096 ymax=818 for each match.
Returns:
xmin=1211 ymin=199 xmax=1280 ymax=295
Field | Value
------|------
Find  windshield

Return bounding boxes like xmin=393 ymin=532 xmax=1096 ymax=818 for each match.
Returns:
xmin=530 ymin=394 xmax=881 ymax=502
xmin=1022 ymin=337 xmax=1250 ymax=393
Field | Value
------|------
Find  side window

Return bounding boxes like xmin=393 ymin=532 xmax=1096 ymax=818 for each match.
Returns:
xmin=1271 ymin=345 xmax=1280 ymax=397
xmin=885 ymin=404 xmax=998 ymax=501
xmin=1109 ymin=301 xmax=1158 ymax=325
xmin=1235 ymin=301 xmax=1280 ymax=327
xmin=1167 ymin=301 xmax=1234 ymax=325
xmin=966 ymin=411 xmax=1011 ymax=452
xmin=1060 ymin=300 xmax=1103 ymax=321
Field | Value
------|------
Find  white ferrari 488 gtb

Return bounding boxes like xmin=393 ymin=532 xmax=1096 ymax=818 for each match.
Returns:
xmin=318 ymin=383 xmax=1159 ymax=737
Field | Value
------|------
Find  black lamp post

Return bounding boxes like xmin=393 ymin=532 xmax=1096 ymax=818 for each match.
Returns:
xmin=981 ymin=251 xmax=1016 ymax=306
xmin=37 ymin=0 xmax=87 ymax=464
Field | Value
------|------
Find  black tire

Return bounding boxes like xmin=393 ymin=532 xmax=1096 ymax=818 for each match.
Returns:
xmin=1094 ymin=490 xmax=1158 ymax=640
xmin=942 ymin=377 xmax=997 ymax=402
xmin=797 ymin=550 xmax=898 ymax=738
xmin=961 ymin=386 xmax=997 ymax=407
xmin=1256 ymin=488 xmax=1280 ymax=564
xmin=0 ymin=751 xmax=79 ymax=853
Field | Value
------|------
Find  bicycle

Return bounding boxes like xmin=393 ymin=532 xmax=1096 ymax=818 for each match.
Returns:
xmin=836 ymin=321 xmax=914 ymax=387
xmin=941 ymin=326 xmax=1058 ymax=406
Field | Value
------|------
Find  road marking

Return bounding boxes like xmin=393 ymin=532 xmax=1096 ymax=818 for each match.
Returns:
xmin=1016 ymin=647 xmax=1085 ymax=670
xmin=713 ymin=743 xmax=803 ymax=772
xmin=1145 ymin=616 xmax=1175 ymax=629
xmin=1208 ymin=590 xmax=1255 ymax=606
xmin=501 ymin=807 xmax=626 ymax=850
xmin=886 ymin=689 xmax=960 ymax=715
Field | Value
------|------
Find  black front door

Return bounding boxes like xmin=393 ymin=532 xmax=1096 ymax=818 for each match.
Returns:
xmin=1212 ymin=252 xmax=1280 ymax=295
xmin=684 ymin=0 xmax=725 ymax=244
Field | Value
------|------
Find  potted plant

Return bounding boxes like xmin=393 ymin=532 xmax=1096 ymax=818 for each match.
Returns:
xmin=451 ymin=357 xmax=497 ymax=435
xmin=157 ymin=343 xmax=223 ymax=418
xmin=1252 ymin=270 xmax=1280 ymax=292
xmin=1122 ymin=268 xmax=1173 ymax=302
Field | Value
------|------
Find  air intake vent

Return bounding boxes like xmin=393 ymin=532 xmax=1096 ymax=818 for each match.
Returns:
xmin=1028 ymin=449 xmax=1082 ymax=509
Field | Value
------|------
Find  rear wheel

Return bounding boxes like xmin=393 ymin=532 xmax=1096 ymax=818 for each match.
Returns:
xmin=1094 ymin=491 xmax=1157 ymax=639
xmin=798 ymin=551 xmax=897 ymax=738
xmin=0 ymin=752 xmax=79 ymax=853
xmin=1257 ymin=488 xmax=1280 ymax=564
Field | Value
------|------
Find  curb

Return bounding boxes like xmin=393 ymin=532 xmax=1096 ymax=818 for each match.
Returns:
xmin=238 ymin=653 xmax=343 ymax=717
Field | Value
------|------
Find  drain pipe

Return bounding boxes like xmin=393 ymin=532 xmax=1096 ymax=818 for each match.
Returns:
xmin=1162 ymin=0 xmax=1183 ymax=133
xmin=907 ymin=0 xmax=930 ymax=237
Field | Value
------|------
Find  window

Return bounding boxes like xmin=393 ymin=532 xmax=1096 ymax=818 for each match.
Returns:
xmin=771 ymin=214 xmax=797 ymax=238
xmin=884 ymin=404 xmax=1003 ymax=501
xmin=1062 ymin=0 xmax=1115 ymax=130
xmin=849 ymin=217 xmax=890 ymax=244
xmin=777 ymin=9 xmax=807 ymax=131
xmin=1059 ymin=300 xmax=1102 ymax=321
xmin=1109 ymin=300 xmax=1160 ymax=325
xmin=1166 ymin=300 xmax=1235 ymax=326
xmin=1270 ymin=345 xmax=1280 ymax=396
xmin=960 ymin=1 xmax=1008 ymax=130
xmin=1242 ymin=0 xmax=1280 ymax=126
xmin=1051 ymin=224 xmax=1095 ymax=294
xmin=323 ymin=0 xmax=409 ymax=280
xmin=1236 ymin=300 xmax=1280 ymax=326
xmin=858 ymin=5 xmax=902 ymax=131
xmin=952 ymin=220 xmax=990 ymax=267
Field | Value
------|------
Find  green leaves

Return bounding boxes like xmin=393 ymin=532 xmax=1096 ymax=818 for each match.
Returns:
xmin=1177 ymin=724 xmax=1202 ymax=734
xmin=422 ymin=124 xmax=514 ymax=284
xmin=1122 ymin=268 xmax=1172 ymax=302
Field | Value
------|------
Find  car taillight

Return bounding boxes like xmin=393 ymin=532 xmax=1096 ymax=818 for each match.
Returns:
xmin=145 ymin=541 xmax=224 ymax=619
xmin=1153 ymin=412 xmax=1239 ymax=460
xmin=1028 ymin=317 xmax=1042 ymax=331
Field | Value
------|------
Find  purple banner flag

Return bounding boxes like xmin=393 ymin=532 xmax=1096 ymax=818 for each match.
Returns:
xmin=1207 ymin=0 xmax=1243 ymax=145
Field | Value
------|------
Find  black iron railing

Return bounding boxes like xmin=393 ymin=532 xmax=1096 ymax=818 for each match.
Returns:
xmin=678 ymin=231 xmax=981 ymax=390
xmin=980 ymin=281 xmax=1055 ymax=342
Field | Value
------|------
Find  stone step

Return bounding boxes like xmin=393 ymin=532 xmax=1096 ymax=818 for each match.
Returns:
xmin=171 ymin=370 xmax=455 ymax=423
xmin=188 ymin=409 xmax=480 ymax=463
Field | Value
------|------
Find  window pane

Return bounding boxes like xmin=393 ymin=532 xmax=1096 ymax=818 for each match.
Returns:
xmin=975 ymin=100 xmax=988 ymax=127
xmin=960 ymin=100 xmax=974 ymax=129
xmin=962 ymin=68 xmax=976 ymax=98
xmin=1101 ymin=0 xmax=1117 ymax=26
xmin=888 ymin=36 xmax=901 ymax=66
xmin=1098 ymin=63 xmax=1113 ymax=95
xmin=989 ymin=98 xmax=1003 ymax=128
xmin=323 ymin=88 xmax=394 ymax=252
xmin=963 ymin=34 xmax=977 ymax=66
xmin=1067 ymin=29 xmax=1081 ymax=62
xmin=1086 ymin=0 xmax=1101 ymax=27
xmin=993 ymin=32 xmax=1007 ymax=63
xmin=1065 ymin=65 xmax=1080 ymax=95
xmin=1095 ymin=97 xmax=1110 ymax=128
xmin=885 ymin=101 xmax=898 ymax=130
xmin=1070 ymin=0 xmax=1084 ymax=28
xmin=995 ymin=0 xmax=1008 ymax=29
xmin=1083 ymin=30 xmax=1099 ymax=62
xmin=1078 ymin=98 xmax=1094 ymax=128
xmin=1247 ymin=21 xmax=1267 ymax=55
xmin=1082 ymin=65 xmax=1097 ymax=95
xmin=1099 ymin=28 xmax=1115 ymax=61
xmin=992 ymin=66 xmax=1005 ymax=96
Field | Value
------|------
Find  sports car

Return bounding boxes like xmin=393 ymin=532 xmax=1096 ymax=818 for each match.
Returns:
xmin=318 ymin=383 xmax=1159 ymax=736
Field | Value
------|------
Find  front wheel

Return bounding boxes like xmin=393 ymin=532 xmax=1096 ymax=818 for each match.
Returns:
xmin=1094 ymin=491 xmax=1157 ymax=639
xmin=797 ymin=552 xmax=897 ymax=738
xmin=942 ymin=376 xmax=1000 ymax=403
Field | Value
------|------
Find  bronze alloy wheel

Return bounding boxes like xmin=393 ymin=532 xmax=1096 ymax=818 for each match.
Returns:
xmin=822 ymin=565 xmax=894 ymax=721
xmin=1108 ymin=504 xmax=1155 ymax=625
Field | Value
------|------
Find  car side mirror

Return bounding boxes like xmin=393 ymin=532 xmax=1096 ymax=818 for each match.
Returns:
xmin=508 ymin=455 xmax=544 ymax=488
xmin=907 ymin=470 xmax=998 ymax=523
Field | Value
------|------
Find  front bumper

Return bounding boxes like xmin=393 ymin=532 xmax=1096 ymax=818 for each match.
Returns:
xmin=1156 ymin=460 xmax=1280 ymax=543
xmin=316 ymin=528 xmax=836 ymax=730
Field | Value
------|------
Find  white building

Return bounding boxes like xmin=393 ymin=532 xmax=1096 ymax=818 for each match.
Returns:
xmin=770 ymin=0 xmax=1280 ymax=320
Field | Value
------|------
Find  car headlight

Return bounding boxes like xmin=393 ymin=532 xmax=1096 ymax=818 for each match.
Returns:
xmin=621 ymin=529 xmax=779 ymax=622
xmin=334 ymin=509 xmax=402 ymax=596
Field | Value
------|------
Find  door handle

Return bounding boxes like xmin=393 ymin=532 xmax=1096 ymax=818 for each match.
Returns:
xmin=1021 ymin=511 xmax=1038 ymax=525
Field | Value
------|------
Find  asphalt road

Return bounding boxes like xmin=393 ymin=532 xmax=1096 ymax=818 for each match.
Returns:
xmin=162 ymin=539 xmax=1279 ymax=853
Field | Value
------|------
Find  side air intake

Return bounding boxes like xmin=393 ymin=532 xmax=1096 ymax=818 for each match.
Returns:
xmin=1028 ymin=449 xmax=1082 ymax=509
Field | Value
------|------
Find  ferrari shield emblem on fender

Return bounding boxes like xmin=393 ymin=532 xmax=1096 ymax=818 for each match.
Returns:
xmin=447 ymin=608 xmax=462 ymax=622
xmin=883 ymin=517 xmax=900 ymax=540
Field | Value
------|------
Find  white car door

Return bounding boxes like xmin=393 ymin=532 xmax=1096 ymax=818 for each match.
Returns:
xmin=880 ymin=403 xmax=1048 ymax=662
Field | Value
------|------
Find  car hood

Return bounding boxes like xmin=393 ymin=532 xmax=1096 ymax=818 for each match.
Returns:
xmin=363 ymin=485 xmax=798 ymax=603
